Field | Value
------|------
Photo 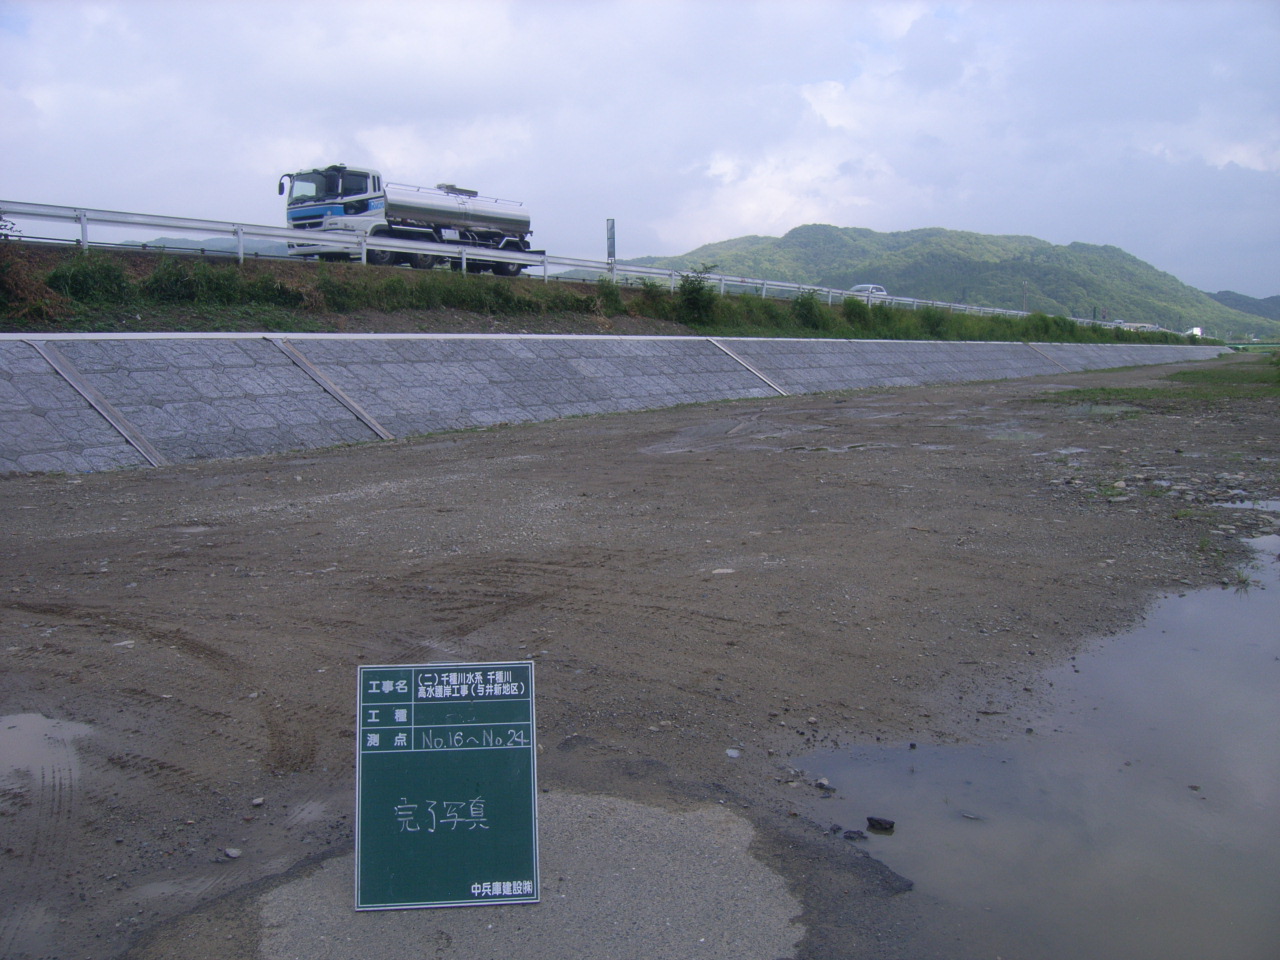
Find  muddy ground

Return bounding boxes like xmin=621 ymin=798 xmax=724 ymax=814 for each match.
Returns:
xmin=2 ymin=353 xmax=1277 ymax=959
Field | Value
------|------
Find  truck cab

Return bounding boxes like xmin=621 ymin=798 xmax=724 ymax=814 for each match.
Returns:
xmin=279 ymin=165 xmax=385 ymax=233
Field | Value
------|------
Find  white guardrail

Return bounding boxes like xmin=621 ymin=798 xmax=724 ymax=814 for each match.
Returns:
xmin=0 ymin=199 xmax=1122 ymax=328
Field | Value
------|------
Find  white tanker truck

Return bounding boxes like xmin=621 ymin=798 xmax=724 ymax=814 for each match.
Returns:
xmin=277 ymin=164 xmax=535 ymax=274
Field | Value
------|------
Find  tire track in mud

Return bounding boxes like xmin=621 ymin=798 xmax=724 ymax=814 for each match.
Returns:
xmin=0 ymin=596 xmax=287 ymax=956
xmin=0 ymin=715 xmax=92 ymax=960
xmin=3 ymin=600 xmax=258 ymax=788
xmin=364 ymin=548 xmax=782 ymax=647
xmin=362 ymin=550 xmax=690 ymax=642
xmin=353 ymin=547 xmax=891 ymax=761
xmin=354 ymin=547 xmax=801 ymax=721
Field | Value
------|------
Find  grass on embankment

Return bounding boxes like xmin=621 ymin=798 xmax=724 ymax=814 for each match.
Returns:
xmin=0 ymin=244 xmax=1219 ymax=347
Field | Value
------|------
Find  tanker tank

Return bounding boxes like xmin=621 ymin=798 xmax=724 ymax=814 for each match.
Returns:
xmin=383 ymin=183 xmax=531 ymax=237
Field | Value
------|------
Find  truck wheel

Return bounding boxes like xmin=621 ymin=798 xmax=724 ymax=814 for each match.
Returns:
xmin=366 ymin=231 xmax=395 ymax=266
xmin=492 ymin=261 xmax=523 ymax=277
xmin=409 ymin=253 xmax=438 ymax=270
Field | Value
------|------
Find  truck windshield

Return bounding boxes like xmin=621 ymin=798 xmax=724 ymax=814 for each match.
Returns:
xmin=287 ymin=170 xmax=371 ymax=204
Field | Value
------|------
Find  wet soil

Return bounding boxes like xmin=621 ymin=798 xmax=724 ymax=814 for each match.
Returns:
xmin=1 ymin=352 xmax=1276 ymax=959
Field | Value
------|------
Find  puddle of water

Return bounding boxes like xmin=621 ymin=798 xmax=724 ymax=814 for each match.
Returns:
xmin=0 ymin=713 xmax=93 ymax=777
xmin=805 ymin=533 xmax=1280 ymax=960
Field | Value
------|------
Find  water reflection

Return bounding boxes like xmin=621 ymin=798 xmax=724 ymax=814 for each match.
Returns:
xmin=806 ymin=534 xmax=1280 ymax=960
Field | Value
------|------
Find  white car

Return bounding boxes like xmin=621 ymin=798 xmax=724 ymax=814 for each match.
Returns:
xmin=850 ymin=284 xmax=887 ymax=296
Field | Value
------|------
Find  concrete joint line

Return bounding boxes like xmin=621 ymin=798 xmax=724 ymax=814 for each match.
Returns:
xmin=708 ymin=339 xmax=789 ymax=396
xmin=1023 ymin=341 xmax=1071 ymax=371
xmin=269 ymin=338 xmax=395 ymax=440
xmin=25 ymin=339 xmax=169 ymax=467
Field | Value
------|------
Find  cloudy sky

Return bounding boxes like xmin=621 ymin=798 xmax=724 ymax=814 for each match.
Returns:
xmin=2 ymin=0 xmax=1277 ymax=296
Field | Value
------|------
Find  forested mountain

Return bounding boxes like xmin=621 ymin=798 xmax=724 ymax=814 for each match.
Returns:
xmin=1207 ymin=290 xmax=1280 ymax=324
xmin=628 ymin=224 xmax=1276 ymax=340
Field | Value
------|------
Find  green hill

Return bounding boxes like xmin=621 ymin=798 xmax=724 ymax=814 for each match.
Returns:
xmin=1206 ymin=290 xmax=1280 ymax=328
xmin=628 ymin=224 xmax=1276 ymax=340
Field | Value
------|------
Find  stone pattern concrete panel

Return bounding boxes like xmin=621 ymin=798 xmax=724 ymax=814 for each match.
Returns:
xmin=719 ymin=339 xmax=1068 ymax=394
xmin=286 ymin=336 xmax=778 ymax=436
xmin=0 ymin=334 xmax=1229 ymax=475
xmin=1032 ymin=343 xmax=1224 ymax=371
xmin=49 ymin=338 xmax=379 ymax=463
xmin=0 ymin=340 xmax=147 ymax=474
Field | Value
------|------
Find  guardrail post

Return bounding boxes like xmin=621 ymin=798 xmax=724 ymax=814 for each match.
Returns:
xmin=234 ymin=225 xmax=245 ymax=264
xmin=357 ymin=235 xmax=368 ymax=265
xmin=669 ymin=271 xmax=676 ymax=293
xmin=542 ymin=256 xmax=549 ymax=283
xmin=461 ymin=248 xmax=468 ymax=272
xmin=77 ymin=210 xmax=89 ymax=251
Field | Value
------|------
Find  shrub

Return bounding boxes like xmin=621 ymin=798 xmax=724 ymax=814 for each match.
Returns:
xmin=595 ymin=277 xmax=626 ymax=316
xmin=918 ymin=306 xmax=950 ymax=339
xmin=0 ymin=247 xmax=70 ymax=319
xmin=242 ymin=272 xmax=305 ymax=308
xmin=841 ymin=295 xmax=870 ymax=330
xmin=540 ymin=286 xmax=595 ymax=314
xmin=141 ymin=258 xmax=242 ymax=304
xmin=316 ymin=269 xmax=363 ymax=312
xmin=733 ymin=293 xmax=787 ymax=329
xmin=374 ymin=275 xmax=411 ymax=312
xmin=47 ymin=255 xmax=133 ymax=303
xmin=632 ymin=278 xmax=672 ymax=320
xmin=675 ymin=264 xmax=718 ymax=326
xmin=408 ymin=276 xmax=442 ymax=310
xmin=791 ymin=290 xmax=830 ymax=331
xmin=637 ymin=277 xmax=667 ymax=301
xmin=869 ymin=302 xmax=896 ymax=336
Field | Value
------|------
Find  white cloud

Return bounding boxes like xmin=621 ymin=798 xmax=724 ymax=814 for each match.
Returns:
xmin=656 ymin=141 xmax=880 ymax=248
xmin=352 ymin=119 xmax=535 ymax=182
xmin=1 ymin=0 xmax=1277 ymax=295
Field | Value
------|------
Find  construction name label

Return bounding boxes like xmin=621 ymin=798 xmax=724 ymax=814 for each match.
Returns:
xmin=355 ymin=661 xmax=538 ymax=910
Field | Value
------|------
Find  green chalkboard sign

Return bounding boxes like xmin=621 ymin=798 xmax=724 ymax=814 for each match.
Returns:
xmin=355 ymin=662 xmax=538 ymax=910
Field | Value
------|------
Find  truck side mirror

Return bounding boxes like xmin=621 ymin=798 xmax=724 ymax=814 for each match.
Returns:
xmin=277 ymin=177 xmax=287 ymax=196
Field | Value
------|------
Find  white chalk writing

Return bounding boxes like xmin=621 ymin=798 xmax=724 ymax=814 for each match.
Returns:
xmin=392 ymin=795 xmax=488 ymax=834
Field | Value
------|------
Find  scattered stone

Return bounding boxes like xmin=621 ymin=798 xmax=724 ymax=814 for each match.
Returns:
xmin=867 ymin=817 xmax=895 ymax=833
xmin=224 ymin=847 xmax=242 ymax=859
xmin=724 ymin=748 xmax=741 ymax=759
xmin=842 ymin=829 xmax=867 ymax=841
xmin=251 ymin=797 xmax=264 ymax=807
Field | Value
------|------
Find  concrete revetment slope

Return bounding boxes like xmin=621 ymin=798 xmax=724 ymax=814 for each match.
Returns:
xmin=0 ymin=333 xmax=1227 ymax=475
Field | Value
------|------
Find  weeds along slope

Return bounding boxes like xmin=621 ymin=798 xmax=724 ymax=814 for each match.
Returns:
xmin=0 ymin=243 xmax=1214 ymax=346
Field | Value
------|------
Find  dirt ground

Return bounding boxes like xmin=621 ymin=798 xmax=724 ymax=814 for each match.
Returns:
xmin=2 ymin=353 xmax=1277 ymax=959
